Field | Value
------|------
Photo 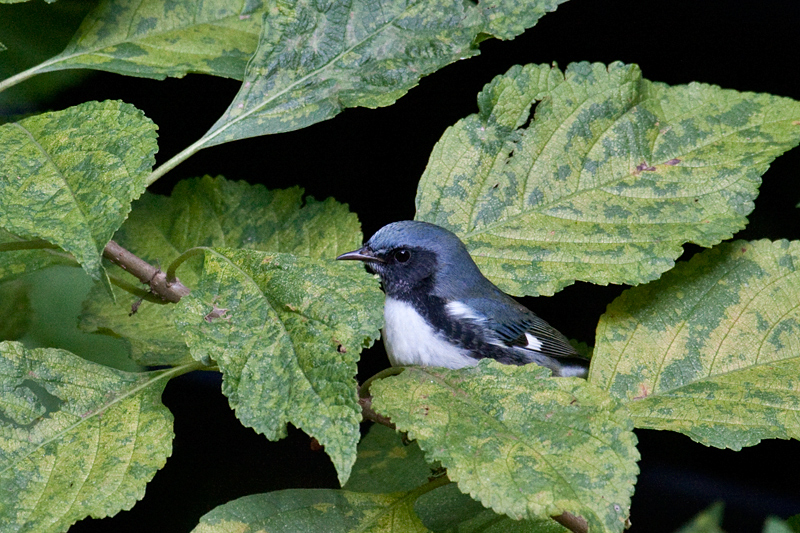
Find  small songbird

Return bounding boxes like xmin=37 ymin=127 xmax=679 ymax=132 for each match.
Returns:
xmin=336 ymin=221 xmax=589 ymax=378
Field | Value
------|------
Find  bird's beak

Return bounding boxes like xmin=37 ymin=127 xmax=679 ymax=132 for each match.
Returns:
xmin=336 ymin=247 xmax=385 ymax=263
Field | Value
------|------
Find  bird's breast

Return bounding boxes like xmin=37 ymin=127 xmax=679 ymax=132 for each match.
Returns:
xmin=382 ymin=297 xmax=477 ymax=369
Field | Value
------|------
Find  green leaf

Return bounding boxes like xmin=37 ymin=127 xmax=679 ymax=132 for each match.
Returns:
xmin=764 ymin=517 xmax=797 ymax=533
xmin=0 ymin=100 xmax=158 ymax=282
xmin=347 ymin=425 xmax=564 ymax=532
xmin=0 ymin=341 xmax=178 ymax=532
xmin=0 ymin=230 xmax=76 ymax=283
xmin=415 ymin=62 xmax=800 ymax=296
xmin=197 ymin=0 xmax=565 ymax=149
xmin=29 ymin=0 xmax=265 ymax=80
xmin=371 ymin=361 xmax=639 ymax=533
xmin=174 ymin=248 xmax=383 ymax=484
xmin=416 ymin=483 xmax=567 ymax=533
xmin=345 ymin=423 xmax=434 ymax=494
xmin=191 ymin=489 xmax=430 ymax=533
xmin=674 ymin=502 xmax=725 ymax=533
xmin=591 ymin=240 xmax=800 ymax=449
xmin=80 ymin=176 xmax=363 ymax=366
xmin=0 ymin=279 xmax=31 ymax=341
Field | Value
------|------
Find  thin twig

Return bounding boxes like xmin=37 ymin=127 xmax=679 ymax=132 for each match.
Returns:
xmin=103 ymin=240 xmax=190 ymax=303
xmin=358 ymin=394 xmax=395 ymax=429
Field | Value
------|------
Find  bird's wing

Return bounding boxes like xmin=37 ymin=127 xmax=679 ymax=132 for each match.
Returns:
xmin=453 ymin=297 xmax=580 ymax=358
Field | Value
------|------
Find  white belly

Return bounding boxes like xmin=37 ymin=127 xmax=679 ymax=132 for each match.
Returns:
xmin=382 ymin=297 xmax=477 ymax=369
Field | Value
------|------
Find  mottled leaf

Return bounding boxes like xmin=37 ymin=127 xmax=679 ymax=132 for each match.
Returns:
xmin=0 ymin=230 xmax=76 ymax=283
xmin=347 ymin=425 xmax=563 ymax=532
xmin=416 ymin=62 xmax=800 ymax=296
xmin=80 ymin=176 xmax=362 ymax=366
xmin=30 ymin=0 xmax=265 ymax=80
xmin=591 ymin=240 xmax=800 ymax=449
xmin=191 ymin=489 xmax=429 ymax=533
xmin=174 ymin=248 xmax=383 ymax=483
xmin=371 ymin=361 xmax=639 ymax=532
xmin=0 ymin=100 xmax=158 ymax=281
xmin=0 ymin=341 xmax=177 ymax=532
xmin=345 ymin=423 xmax=433 ymax=494
xmin=198 ymin=0 xmax=564 ymax=148
xmin=674 ymin=503 xmax=725 ymax=533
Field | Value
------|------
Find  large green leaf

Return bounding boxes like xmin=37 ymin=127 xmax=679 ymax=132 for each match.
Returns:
xmin=174 ymin=248 xmax=383 ymax=484
xmin=0 ymin=100 xmax=158 ymax=281
xmin=196 ymin=0 xmax=566 ymax=149
xmin=22 ymin=0 xmax=265 ymax=81
xmin=591 ymin=240 xmax=800 ymax=449
xmin=80 ymin=176 xmax=363 ymax=366
xmin=371 ymin=361 xmax=639 ymax=533
xmin=347 ymin=425 xmax=564 ymax=532
xmin=191 ymin=489 xmax=429 ymax=533
xmin=0 ymin=341 xmax=178 ymax=532
xmin=415 ymin=62 xmax=800 ymax=296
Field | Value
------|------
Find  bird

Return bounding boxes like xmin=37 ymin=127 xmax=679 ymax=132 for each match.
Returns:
xmin=336 ymin=220 xmax=589 ymax=378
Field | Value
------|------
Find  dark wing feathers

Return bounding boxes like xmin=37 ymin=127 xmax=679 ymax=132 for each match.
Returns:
xmin=459 ymin=296 xmax=582 ymax=358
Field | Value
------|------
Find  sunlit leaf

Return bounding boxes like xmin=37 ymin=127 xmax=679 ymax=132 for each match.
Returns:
xmin=80 ymin=176 xmax=362 ymax=366
xmin=0 ymin=100 xmax=158 ymax=281
xmin=0 ymin=341 xmax=177 ymax=532
xmin=416 ymin=62 xmax=800 ymax=296
xmin=371 ymin=361 xmax=639 ymax=532
xmin=198 ymin=0 xmax=565 ymax=148
xmin=191 ymin=489 xmax=429 ymax=533
xmin=174 ymin=248 xmax=383 ymax=484
xmin=591 ymin=240 xmax=800 ymax=449
xmin=30 ymin=0 xmax=265 ymax=80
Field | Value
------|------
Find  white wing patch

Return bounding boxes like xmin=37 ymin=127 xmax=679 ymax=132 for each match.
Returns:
xmin=445 ymin=301 xmax=485 ymax=322
xmin=383 ymin=298 xmax=476 ymax=369
xmin=524 ymin=332 xmax=543 ymax=351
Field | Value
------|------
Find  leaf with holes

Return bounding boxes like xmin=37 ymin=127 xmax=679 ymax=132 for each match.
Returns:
xmin=0 ymin=100 xmax=158 ymax=282
xmin=24 ymin=0 xmax=266 ymax=80
xmin=416 ymin=62 xmax=800 ymax=296
xmin=197 ymin=0 xmax=565 ymax=148
xmin=174 ymin=248 xmax=383 ymax=484
xmin=80 ymin=176 xmax=363 ymax=366
xmin=591 ymin=240 xmax=800 ymax=449
xmin=0 ymin=341 xmax=177 ymax=532
xmin=371 ymin=361 xmax=639 ymax=532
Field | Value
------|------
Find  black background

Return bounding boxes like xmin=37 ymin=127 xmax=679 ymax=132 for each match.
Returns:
xmin=3 ymin=1 xmax=800 ymax=532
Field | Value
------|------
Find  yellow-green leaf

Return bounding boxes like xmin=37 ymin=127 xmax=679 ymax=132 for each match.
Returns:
xmin=0 ymin=341 xmax=178 ymax=532
xmin=416 ymin=62 xmax=800 ymax=296
xmin=0 ymin=100 xmax=158 ymax=281
xmin=371 ymin=361 xmax=639 ymax=533
xmin=174 ymin=248 xmax=383 ymax=484
xmin=591 ymin=240 xmax=800 ymax=449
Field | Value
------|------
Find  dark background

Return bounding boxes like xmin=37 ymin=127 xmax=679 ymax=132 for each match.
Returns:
xmin=3 ymin=1 xmax=800 ymax=531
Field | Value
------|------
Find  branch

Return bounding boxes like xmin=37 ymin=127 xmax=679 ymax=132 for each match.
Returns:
xmin=103 ymin=240 xmax=191 ymax=303
xmin=553 ymin=512 xmax=589 ymax=533
xmin=358 ymin=394 xmax=395 ymax=429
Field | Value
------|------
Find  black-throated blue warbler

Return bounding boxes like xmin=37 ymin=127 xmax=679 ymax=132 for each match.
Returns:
xmin=337 ymin=221 xmax=589 ymax=378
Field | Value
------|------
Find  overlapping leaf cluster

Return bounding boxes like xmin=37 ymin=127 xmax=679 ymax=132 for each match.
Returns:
xmin=3 ymin=0 xmax=800 ymax=531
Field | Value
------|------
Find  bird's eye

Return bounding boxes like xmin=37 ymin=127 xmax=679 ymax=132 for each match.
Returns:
xmin=393 ymin=249 xmax=411 ymax=263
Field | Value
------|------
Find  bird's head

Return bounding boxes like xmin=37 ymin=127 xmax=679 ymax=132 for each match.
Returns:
xmin=337 ymin=221 xmax=485 ymax=299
